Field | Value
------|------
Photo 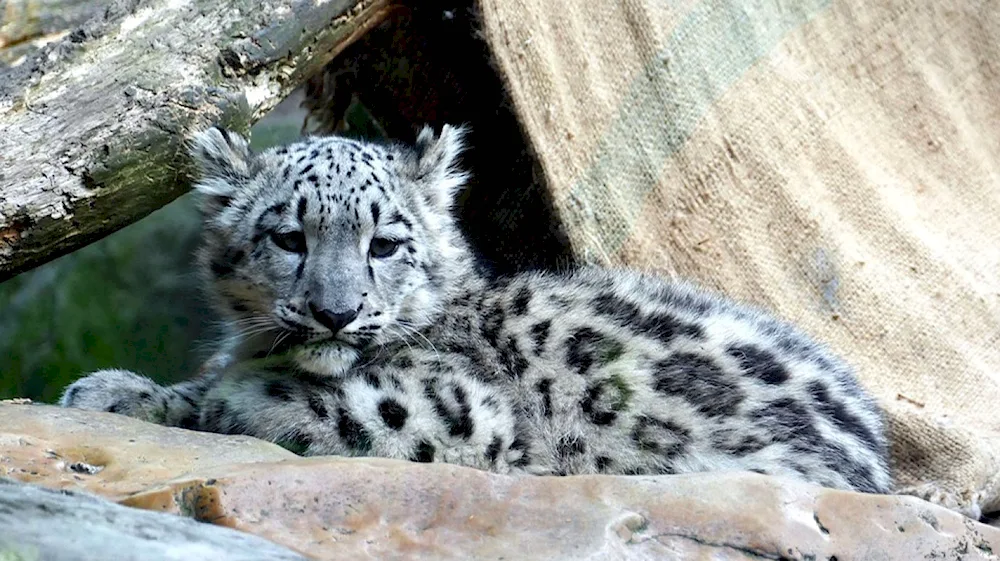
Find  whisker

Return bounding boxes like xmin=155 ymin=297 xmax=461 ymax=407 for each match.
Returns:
xmin=358 ymin=341 xmax=388 ymax=369
xmin=391 ymin=326 xmax=416 ymax=357
xmin=396 ymin=319 xmax=440 ymax=361
xmin=267 ymin=332 xmax=290 ymax=357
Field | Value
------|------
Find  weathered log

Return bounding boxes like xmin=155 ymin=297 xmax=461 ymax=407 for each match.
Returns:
xmin=0 ymin=0 xmax=397 ymax=281
xmin=0 ymin=0 xmax=104 ymax=65
xmin=0 ymin=478 xmax=308 ymax=560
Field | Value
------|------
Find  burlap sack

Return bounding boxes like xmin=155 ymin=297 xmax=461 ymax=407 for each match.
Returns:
xmin=477 ymin=0 xmax=1000 ymax=517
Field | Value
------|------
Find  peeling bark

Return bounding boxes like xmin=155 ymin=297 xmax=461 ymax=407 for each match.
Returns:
xmin=0 ymin=0 xmax=103 ymax=65
xmin=0 ymin=0 xmax=397 ymax=281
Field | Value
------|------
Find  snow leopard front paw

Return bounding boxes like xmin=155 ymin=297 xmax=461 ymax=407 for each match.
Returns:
xmin=60 ymin=369 xmax=174 ymax=425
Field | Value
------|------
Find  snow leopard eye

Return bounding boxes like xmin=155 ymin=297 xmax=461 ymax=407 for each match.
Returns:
xmin=271 ymin=230 xmax=307 ymax=254
xmin=369 ymin=237 xmax=401 ymax=259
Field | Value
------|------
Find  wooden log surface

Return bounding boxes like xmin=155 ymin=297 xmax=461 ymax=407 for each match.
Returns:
xmin=0 ymin=0 xmax=104 ymax=60
xmin=0 ymin=0 xmax=396 ymax=281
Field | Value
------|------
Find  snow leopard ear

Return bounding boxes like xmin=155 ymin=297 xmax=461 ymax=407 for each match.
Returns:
xmin=188 ymin=127 xmax=253 ymax=209
xmin=411 ymin=124 xmax=468 ymax=210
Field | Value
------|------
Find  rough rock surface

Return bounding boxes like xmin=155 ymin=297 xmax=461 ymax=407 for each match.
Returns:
xmin=0 ymin=401 xmax=295 ymax=499
xmin=0 ymin=478 xmax=308 ymax=561
xmin=3 ymin=402 xmax=999 ymax=560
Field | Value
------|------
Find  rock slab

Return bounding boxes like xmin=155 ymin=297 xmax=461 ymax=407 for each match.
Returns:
xmin=129 ymin=458 xmax=1000 ymax=561
xmin=4 ymin=403 xmax=1000 ymax=560
xmin=0 ymin=401 xmax=295 ymax=499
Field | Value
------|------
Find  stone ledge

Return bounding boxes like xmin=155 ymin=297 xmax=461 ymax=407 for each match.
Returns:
xmin=3 ymin=403 xmax=997 ymax=560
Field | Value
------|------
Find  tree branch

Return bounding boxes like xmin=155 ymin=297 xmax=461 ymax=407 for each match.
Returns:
xmin=0 ymin=0 xmax=397 ymax=281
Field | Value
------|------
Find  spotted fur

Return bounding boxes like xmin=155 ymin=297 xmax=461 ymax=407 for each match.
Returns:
xmin=61 ymin=126 xmax=892 ymax=493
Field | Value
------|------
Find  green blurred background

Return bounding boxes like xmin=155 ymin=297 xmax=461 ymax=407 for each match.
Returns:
xmin=0 ymin=95 xmax=321 ymax=403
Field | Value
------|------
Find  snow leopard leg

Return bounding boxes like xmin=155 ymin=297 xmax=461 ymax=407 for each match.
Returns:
xmin=60 ymin=361 xmax=224 ymax=429
xmin=199 ymin=360 xmax=529 ymax=473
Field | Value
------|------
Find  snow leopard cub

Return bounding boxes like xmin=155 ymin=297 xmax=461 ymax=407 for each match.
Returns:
xmin=61 ymin=125 xmax=891 ymax=493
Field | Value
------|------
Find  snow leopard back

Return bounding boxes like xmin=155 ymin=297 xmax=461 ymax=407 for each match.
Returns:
xmin=462 ymin=268 xmax=891 ymax=491
xmin=61 ymin=126 xmax=891 ymax=494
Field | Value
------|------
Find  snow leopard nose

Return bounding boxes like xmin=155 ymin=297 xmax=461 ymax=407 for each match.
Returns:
xmin=309 ymin=303 xmax=358 ymax=333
